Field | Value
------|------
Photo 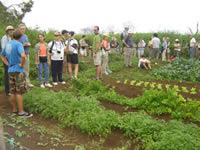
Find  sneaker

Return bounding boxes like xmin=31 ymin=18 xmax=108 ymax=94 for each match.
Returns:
xmin=103 ymin=71 xmax=109 ymax=75
xmin=99 ymin=77 xmax=103 ymax=81
xmin=18 ymin=112 xmax=33 ymax=118
xmin=107 ymin=70 xmax=112 ymax=74
xmin=40 ymin=84 xmax=45 ymax=88
xmin=45 ymin=83 xmax=53 ymax=88
xmin=28 ymin=84 xmax=34 ymax=88
xmin=52 ymin=82 xmax=58 ymax=86
xmin=155 ymin=62 xmax=158 ymax=65
xmin=6 ymin=93 xmax=11 ymax=96
xmin=12 ymin=111 xmax=18 ymax=115
xmin=59 ymin=81 xmax=66 ymax=84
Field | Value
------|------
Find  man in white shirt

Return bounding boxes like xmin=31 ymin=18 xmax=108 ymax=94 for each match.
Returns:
xmin=1 ymin=25 xmax=14 ymax=96
xmin=189 ymin=35 xmax=196 ymax=59
xmin=151 ymin=33 xmax=161 ymax=64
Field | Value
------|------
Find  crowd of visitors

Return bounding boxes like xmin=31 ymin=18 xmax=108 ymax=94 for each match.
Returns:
xmin=1 ymin=24 xmax=200 ymax=118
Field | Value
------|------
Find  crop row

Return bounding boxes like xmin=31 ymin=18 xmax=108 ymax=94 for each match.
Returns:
xmin=116 ymin=79 xmax=199 ymax=95
xmin=23 ymin=87 xmax=200 ymax=150
xmin=70 ymin=79 xmax=200 ymax=122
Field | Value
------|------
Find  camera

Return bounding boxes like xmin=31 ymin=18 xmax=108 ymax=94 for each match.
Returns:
xmin=72 ymin=43 xmax=77 ymax=49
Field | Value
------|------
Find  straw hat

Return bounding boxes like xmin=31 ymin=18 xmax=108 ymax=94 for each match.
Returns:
xmin=5 ymin=26 xmax=14 ymax=32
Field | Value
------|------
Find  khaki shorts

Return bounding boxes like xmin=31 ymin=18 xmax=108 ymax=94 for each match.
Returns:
xmin=93 ymin=51 xmax=102 ymax=66
xmin=166 ymin=48 xmax=170 ymax=53
xmin=152 ymin=48 xmax=160 ymax=58
xmin=80 ymin=49 xmax=87 ymax=56
xmin=9 ymin=72 xmax=27 ymax=94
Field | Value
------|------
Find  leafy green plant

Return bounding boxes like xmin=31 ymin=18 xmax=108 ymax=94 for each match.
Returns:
xmin=15 ymin=130 xmax=26 ymax=137
xmin=130 ymin=80 xmax=136 ymax=86
xmin=173 ymin=85 xmax=180 ymax=92
xmin=144 ymin=82 xmax=149 ymax=87
xmin=190 ymin=88 xmax=197 ymax=95
xmin=124 ymin=79 xmax=128 ymax=84
xmin=116 ymin=80 xmax=121 ymax=83
xmin=150 ymin=82 xmax=156 ymax=89
xmin=157 ymin=84 xmax=162 ymax=90
xmin=181 ymin=86 xmax=189 ymax=93
xmin=136 ymin=81 xmax=144 ymax=87
xmin=165 ymin=84 xmax=170 ymax=89
xmin=151 ymin=58 xmax=200 ymax=82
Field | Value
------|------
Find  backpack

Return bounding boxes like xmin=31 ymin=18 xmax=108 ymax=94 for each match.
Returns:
xmin=49 ymin=40 xmax=55 ymax=53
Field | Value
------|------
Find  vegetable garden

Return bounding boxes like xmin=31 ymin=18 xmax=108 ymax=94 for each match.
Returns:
xmin=1 ymin=52 xmax=200 ymax=150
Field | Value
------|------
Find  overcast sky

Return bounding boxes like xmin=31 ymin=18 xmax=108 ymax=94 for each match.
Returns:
xmin=3 ymin=0 xmax=200 ymax=33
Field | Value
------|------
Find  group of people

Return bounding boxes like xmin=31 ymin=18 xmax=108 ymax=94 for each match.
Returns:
xmin=1 ymin=24 xmax=200 ymax=118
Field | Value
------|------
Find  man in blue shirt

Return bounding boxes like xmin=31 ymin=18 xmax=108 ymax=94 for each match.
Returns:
xmin=19 ymin=24 xmax=34 ymax=88
xmin=0 ymin=29 xmax=33 ymax=118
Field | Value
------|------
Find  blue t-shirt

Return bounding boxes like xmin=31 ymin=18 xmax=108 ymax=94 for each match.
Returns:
xmin=1 ymin=40 xmax=25 ymax=73
xmin=20 ymin=34 xmax=29 ymax=55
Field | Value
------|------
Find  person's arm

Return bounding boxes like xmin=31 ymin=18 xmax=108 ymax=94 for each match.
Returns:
xmin=0 ymin=55 xmax=9 ymax=66
xmin=19 ymin=52 xmax=25 ymax=68
xmin=104 ymin=41 xmax=110 ymax=51
xmin=1 ymin=36 xmax=7 ymax=49
xmin=122 ymin=39 xmax=129 ymax=47
xmin=35 ymin=45 xmax=38 ymax=65
xmin=22 ymin=35 xmax=31 ymax=47
xmin=47 ymin=45 xmax=51 ymax=65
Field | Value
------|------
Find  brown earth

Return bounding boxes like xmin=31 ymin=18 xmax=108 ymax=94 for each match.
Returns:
xmin=102 ymin=78 xmax=200 ymax=100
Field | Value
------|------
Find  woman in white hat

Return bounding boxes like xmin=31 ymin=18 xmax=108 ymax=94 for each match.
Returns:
xmin=0 ymin=25 xmax=14 ymax=96
xmin=174 ymin=39 xmax=181 ymax=57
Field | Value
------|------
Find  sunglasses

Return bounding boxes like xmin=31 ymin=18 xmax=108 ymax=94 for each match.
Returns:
xmin=55 ymin=35 xmax=60 ymax=36
xmin=94 ymin=30 xmax=97 ymax=32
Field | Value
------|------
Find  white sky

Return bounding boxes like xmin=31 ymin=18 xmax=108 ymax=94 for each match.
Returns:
xmin=3 ymin=0 xmax=200 ymax=33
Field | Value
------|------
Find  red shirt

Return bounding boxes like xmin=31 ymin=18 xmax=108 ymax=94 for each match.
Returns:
xmin=101 ymin=40 xmax=109 ymax=50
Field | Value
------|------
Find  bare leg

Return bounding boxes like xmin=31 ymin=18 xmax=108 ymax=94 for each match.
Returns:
xmin=99 ymin=65 xmax=102 ymax=78
xmin=68 ymin=63 xmax=73 ymax=78
xmin=147 ymin=62 xmax=152 ymax=69
xmin=142 ymin=62 xmax=148 ymax=70
xmin=11 ymin=94 xmax=17 ymax=112
xmin=74 ymin=64 xmax=79 ymax=78
xmin=16 ymin=94 xmax=24 ymax=114
xmin=156 ymin=56 xmax=158 ymax=63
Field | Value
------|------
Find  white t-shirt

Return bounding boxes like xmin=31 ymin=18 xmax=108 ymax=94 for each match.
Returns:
xmin=152 ymin=37 xmax=161 ymax=49
xmin=138 ymin=58 xmax=148 ymax=67
xmin=190 ymin=38 xmax=196 ymax=48
xmin=48 ymin=41 xmax=66 ymax=61
xmin=65 ymin=38 xmax=78 ymax=54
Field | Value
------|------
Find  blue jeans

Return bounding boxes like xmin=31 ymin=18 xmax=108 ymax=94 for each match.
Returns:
xmin=38 ymin=62 xmax=49 ymax=83
xmin=190 ymin=48 xmax=195 ymax=59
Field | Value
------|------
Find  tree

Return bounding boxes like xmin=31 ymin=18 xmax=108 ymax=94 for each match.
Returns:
xmin=0 ymin=0 xmax=34 ymax=26
xmin=80 ymin=26 xmax=94 ymax=35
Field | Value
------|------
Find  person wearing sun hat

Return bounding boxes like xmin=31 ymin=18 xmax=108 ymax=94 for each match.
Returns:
xmin=1 ymin=25 xmax=14 ymax=96
xmin=101 ymin=33 xmax=112 ymax=75
xmin=174 ymin=39 xmax=181 ymax=57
